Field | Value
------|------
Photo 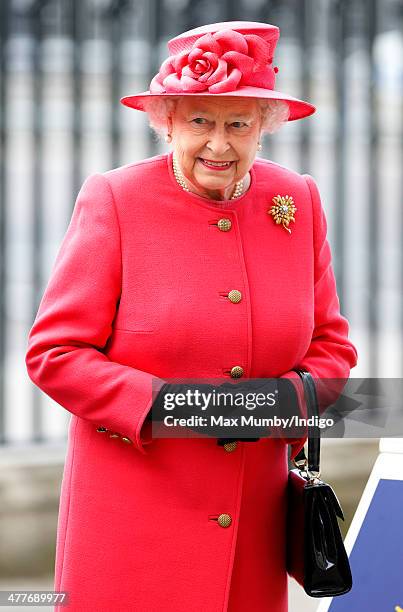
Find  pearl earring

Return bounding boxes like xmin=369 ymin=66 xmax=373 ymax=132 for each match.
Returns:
xmin=165 ymin=133 xmax=172 ymax=143
xmin=257 ymin=142 xmax=262 ymax=151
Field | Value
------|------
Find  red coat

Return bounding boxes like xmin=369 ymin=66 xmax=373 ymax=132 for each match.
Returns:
xmin=25 ymin=150 xmax=357 ymax=611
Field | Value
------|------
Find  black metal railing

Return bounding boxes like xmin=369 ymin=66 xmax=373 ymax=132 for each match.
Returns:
xmin=0 ymin=0 xmax=402 ymax=444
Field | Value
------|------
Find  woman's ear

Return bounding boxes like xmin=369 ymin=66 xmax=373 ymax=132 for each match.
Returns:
xmin=166 ymin=113 xmax=173 ymax=137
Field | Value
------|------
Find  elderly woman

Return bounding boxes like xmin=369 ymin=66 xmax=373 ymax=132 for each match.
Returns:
xmin=25 ymin=21 xmax=357 ymax=612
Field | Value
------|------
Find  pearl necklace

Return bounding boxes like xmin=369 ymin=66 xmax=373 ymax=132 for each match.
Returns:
xmin=172 ymin=154 xmax=244 ymax=200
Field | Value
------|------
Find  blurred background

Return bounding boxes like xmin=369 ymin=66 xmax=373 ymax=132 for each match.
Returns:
xmin=0 ymin=0 xmax=402 ymax=609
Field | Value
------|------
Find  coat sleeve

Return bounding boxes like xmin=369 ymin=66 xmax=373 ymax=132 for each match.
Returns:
xmin=25 ymin=173 xmax=165 ymax=454
xmin=280 ymin=174 xmax=358 ymax=461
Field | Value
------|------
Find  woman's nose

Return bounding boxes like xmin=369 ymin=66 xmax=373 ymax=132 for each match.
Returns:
xmin=206 ymin=127 xmax=231 ymax=156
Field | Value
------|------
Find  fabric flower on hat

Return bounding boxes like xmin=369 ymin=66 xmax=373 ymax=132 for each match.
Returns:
xmin=150 ymin=29 xmax=277 ymax=95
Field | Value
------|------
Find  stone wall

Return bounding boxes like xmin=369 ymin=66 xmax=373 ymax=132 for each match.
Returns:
xmin=0 ymin=440 xmax=380 ymax=578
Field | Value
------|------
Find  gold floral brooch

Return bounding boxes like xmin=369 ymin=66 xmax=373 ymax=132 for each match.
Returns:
xmin=268 ymin=195 xmax=297 ymax=234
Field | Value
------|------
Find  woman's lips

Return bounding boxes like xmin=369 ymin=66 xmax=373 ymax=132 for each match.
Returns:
xmin=198 ymin=158 xmax=234 ymax=171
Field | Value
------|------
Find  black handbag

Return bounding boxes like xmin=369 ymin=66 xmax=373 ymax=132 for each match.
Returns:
xmin=286 ymin=368 xmax=353 ymax=597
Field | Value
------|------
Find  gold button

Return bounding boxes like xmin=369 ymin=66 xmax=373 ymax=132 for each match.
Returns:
xmin=217 ymin=218 xmax=232 ymax=232
xmin=228 ymin=290 xmax=242 ymax=304
xmin=217 ymin=513 xmax=232 ymax=528
xmin=96 ymin=427 xmax=108 ymax=433
xmin=230 ymin=366 xmax=244 ymax=378
xmin=223 ymin=441 xmax=237 ymax=452
xmin=121 ymin=437 xmax=132 ymax=444
xmin=109 ymin=432 xmax=120 ymax=438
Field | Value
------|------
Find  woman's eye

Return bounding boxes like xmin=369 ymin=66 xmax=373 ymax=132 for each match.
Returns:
xmin=190 ymin=118 xmax=248 ymax=128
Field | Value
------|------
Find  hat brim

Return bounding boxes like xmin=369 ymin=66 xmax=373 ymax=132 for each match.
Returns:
xmin=120 ymin=86 xmax=316 ymax=122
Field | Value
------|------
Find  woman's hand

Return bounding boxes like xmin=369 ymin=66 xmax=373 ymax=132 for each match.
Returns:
xmin=216 ymin=378 xmax=304 ymax=444
xmin=147 ymin=378 xmax=302 ymax=443
xmin=148 ymin=381 xmax=244 ymax=438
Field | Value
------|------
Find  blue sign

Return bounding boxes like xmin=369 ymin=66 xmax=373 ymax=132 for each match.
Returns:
xmin=329 ymin=478 xmax=403 ymax=611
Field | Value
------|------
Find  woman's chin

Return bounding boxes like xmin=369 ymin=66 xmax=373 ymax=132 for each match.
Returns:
xmin=194 ymin=175 xmax=233 ymax=192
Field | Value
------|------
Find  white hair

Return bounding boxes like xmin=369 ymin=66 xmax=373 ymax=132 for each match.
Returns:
xmin=141 ymin=95 xmax=290 ymax=143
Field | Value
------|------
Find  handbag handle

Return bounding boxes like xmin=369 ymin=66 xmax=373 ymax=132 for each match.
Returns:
xmin=292 ymin=369 xmax=321 ymax=479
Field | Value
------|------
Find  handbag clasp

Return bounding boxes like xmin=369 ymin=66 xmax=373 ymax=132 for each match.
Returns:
xmin=293 ymin=457 xmax=321 ymax=483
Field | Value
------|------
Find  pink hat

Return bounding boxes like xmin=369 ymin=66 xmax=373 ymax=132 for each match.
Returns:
xmin=120 ymin=21 xmax=316 ymax=122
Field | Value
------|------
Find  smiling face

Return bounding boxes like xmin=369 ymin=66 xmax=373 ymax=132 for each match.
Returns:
xmin=167 ymin=96 xmax=263 ymax=200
